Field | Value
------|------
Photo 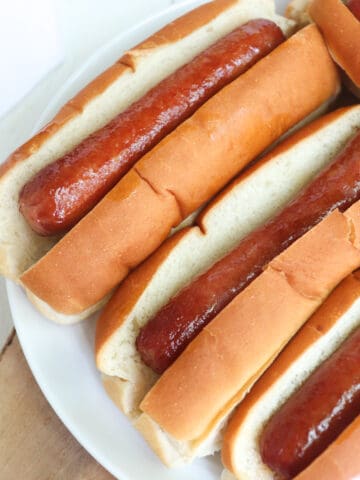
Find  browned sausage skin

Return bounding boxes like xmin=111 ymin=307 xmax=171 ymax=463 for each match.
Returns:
xmin=260 ymin=327 xmax=360 ymax=479
xmin=19 ymin=19 xmax=285 ymax=236
xmin=348 ymin=0 xmax=360 ymax=20
xmin=136 ymin=129 xmax=360 ymax=374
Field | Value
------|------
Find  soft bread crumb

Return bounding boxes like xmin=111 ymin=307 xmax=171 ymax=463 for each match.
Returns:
xmin=285 ymin=0 xmax=311 ymax=27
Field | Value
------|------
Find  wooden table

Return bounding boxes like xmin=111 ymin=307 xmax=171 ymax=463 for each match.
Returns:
xmin=0 ymin=332 xmax=115 ymax=479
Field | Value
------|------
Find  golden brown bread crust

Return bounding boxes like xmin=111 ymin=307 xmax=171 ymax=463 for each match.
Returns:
xmin=221 ymin=272 xmax=360 ymax=473
xmin=123 ymin=0 xmax=237 ymax=64
xmin=0 ymin=0 xmax=237 ymax=178
xmin=21 ymin=170 xmax=182 ymax=314
xmin=345 ymin=201 xmax=360 ymax=249
xmin=95 ymin=227 xmax=190 ymax=355
xmin=294 ymin=415 xmax=360 ymax=480
xmin=95 ymin=105 xmax=359 ymax=358
xmin=140 ymin=205 xmax=360 ymax=441
xmin=20 ymin=25 xmax=340 ymax=315
xmin=309 ymin=0 xmax=360 ymax=87
xmin=142 ymin=268 xmax=316 ymax=441
xmin=134 ymin=25 xmax=339 ymax=216
xmin=198 ymin=106 xmax=355 ymax=225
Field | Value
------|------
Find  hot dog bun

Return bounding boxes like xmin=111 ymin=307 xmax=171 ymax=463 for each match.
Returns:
xmin=221 ymin=272 xmax=360 ymax=479
xmin=19 ymin=24 xmax=340 ymax=323
xmin=19 ymin=19 xmax=286 ymax=237
xmin=309 ymin=0 xmax=360 ymax=89
xmin=310 ymin=0 xmax=360 ymax=88
xmin=94 ymin=107 xmax=360 ymax=466
xmin=1 ymin=0 xmax=292 ymax=281
xmin=287 ymin=0 xmax=360 ymax=94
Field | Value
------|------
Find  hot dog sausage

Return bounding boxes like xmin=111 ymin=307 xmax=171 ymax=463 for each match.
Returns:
xmin=260 ymin=327 xmax=360 ymax=479
xmin=136 ymin=129 xmax=360 ymax=374
xmin=19 ymin=19 xmax=284 ymax=236
xmin=348 ymin=0 xmax=360 ymax=20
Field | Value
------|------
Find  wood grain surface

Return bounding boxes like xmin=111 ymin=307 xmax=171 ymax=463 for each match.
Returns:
xmin=0 ymin=333 xmax=115 ymax=480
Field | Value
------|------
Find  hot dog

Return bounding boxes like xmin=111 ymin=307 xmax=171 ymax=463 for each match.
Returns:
xmin=260 ymin=327 xmax=360 ymax=479
xmin=348 ymin=0 xmax=360 ymax=19
xmin=1 ymin=0 xmax=294 ymax=283
xmin=294 ymin=415 xmax=360 ymax=480
xmin=221 ymin=273 xmax=360 ymax=480
xmin=95 ymin=107 xmax=360 ymax=466
xmin=18 ymin=23 xmax=339 ymax=323
xmin=19 ymin=19 xmax=285 ymax=236
xmin=136 ymin=128 xmax=360 ymax=374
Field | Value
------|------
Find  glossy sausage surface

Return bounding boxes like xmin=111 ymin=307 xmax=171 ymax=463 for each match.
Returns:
xmin=19 ymin=19 xmax=284 ymax=236
xmin=348 ymin=0 xmax=360 ymax=20
xmin=260 ymin=327 xmax=360 ymax=479
xmin=136 ymin=129 xmax=360 ymax=374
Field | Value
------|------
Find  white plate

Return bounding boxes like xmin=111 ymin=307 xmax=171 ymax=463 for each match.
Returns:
xmin=8 ymin=1 xmax=288 ymax=478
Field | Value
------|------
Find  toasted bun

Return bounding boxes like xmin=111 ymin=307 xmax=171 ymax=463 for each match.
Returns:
xmin=20 ymin=24 xmax=340 ymax=322
xmin=294 ymin=414 xmax=360 ymax=480
xmin=95 ymin=106 xmax=360 ymax=417
xmin=1 ymin=0 xmax=289 ymax=281
xmin=309 ymin=0 xmax=360 ymax=87
xmin=221 ymin=273 xmax=360 ymax=479
xmin=287 ymin=0 xmax=360 ymax=95
xmin=137 ymin=202 xmax=360 ymax=465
